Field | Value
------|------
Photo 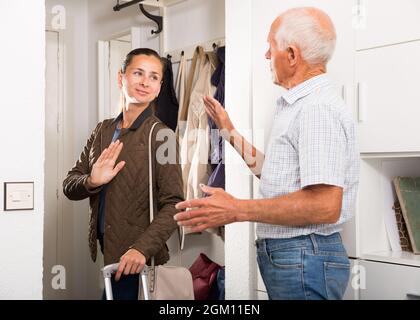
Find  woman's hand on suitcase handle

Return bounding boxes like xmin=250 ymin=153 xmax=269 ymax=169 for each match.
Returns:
xmin=87 ymin=140 xmax=126 ymax=189
xmin=115 ymin=249 xmax=146 ymax=282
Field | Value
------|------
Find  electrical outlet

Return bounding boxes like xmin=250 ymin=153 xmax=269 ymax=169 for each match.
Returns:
xmin=4 ymin=182 xmax=34 ymax=211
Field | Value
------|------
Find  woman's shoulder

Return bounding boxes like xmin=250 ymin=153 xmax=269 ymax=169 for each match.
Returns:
xmin=92 ymin=118 xmax=114 ymax=132
xmin=145 ymin=116 xmax=178 ymax=145
xmin=147 ymin=115 xmax=174 ymax=132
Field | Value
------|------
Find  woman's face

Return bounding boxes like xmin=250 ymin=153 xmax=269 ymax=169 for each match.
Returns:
xmin=118 ymin=54 xmax=163 ymax=106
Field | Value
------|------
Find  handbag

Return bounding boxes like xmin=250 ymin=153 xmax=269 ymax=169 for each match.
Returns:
xmin=189 ymin=253 xmax=221 ymax=300
xmin=138 ymin=122 xmax=195 ymax=300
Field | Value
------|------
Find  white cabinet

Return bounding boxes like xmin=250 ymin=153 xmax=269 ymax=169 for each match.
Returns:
xmin=359 ymin=260 xmax=420 ymax=300
xmin=355 ymin=40 xmax=420 ymax=153
xmin=356 ymin=157 xmax=420 ymax=259
xmin=352 ymin=0 xmax=420 ymax=154
xmin=355 ymin=0 xmax=420 ymax=50
xmin=348 ymin=0 xmax=420 ymax=301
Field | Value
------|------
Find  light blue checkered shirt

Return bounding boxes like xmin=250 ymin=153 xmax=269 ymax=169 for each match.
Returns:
xmin=257 ymin=74 xmax=360 ymax=239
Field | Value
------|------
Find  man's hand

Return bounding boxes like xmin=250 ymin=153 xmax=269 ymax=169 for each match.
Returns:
xmin=115 ymin=249 xmax=146 ymax=282
xmin=174 ymin=184 xmax=242 ymax=232
xmin=204 ymin=96 xmax=235 ymax=134
xmin=87 ymin=140 xmax=125 ymax=189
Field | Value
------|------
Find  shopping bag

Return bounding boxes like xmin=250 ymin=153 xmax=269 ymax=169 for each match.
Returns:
xmin=189 ymin=253 xmax=221 ymax=300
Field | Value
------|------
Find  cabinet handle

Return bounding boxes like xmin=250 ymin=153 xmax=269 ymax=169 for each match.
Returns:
xmin=357 ymin=82 xmax=367 ymax=122
xmin=407 ymin=293 xmax=420 ymax=300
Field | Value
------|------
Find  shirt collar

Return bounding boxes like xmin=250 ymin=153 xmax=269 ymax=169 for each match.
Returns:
xmin=111 ymin=106 xmax=153 ymax=131
xmin=281 ymin=73 xmax=330 ymax=106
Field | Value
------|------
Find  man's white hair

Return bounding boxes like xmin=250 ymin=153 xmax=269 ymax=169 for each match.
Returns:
xmin=275 ymin=7 xmax=336 ymax=65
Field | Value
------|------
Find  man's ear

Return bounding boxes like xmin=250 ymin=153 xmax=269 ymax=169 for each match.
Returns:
xmin=287 ymin=45 xmax=299 ymax=67
xmin=118 ymin=70 xmax=123 ymax=89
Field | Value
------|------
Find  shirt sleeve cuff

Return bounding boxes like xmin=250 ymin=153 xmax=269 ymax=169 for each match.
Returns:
xmin=301 ymin=175 xmax=345 ymax=189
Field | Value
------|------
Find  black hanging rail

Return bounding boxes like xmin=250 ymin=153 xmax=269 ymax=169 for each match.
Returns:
xmin=113 ymin=0 xmax=163 ymax=35
xmin=139 ymin=4 xmax=163 ymax=34
xmin=113 ymin=0 xmax=145 ymax=11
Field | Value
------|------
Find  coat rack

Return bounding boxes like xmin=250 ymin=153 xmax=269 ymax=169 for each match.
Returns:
xmin=112 ymin=0 xmax=202 ymax=57
xmin=113 ymin=0 xmax=163 ymax=35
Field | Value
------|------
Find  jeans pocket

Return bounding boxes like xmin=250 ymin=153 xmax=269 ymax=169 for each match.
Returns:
xmin=324 ymin=261 xmax=350 ymax=300
xmin=269 ymin=249 xmax=302 ymax=268
xmin=259 ymin=249 xmax=305 ymax=299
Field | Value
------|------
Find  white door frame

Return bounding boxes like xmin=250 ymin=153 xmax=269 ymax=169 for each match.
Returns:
xmin=44 ymin=27 xmax=66 ymax=299
xmin=98 ymin=27 xmax=141 ymax=122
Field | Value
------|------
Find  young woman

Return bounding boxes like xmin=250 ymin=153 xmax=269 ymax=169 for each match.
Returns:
xmin=63 ymin=48 xmax=184 ymax=300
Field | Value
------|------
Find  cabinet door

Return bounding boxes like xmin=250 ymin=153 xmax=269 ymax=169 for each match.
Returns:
xmin=359 ymin=260 xmax=420 ymax=300
xmin=356 ymin=0 xmax=420 ymax=50
xmin=355 ymin=40 xmax=420 ymax=153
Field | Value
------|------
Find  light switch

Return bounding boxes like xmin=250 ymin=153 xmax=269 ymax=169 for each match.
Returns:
xmin=4 ymin=182 xmax=34 ymax=211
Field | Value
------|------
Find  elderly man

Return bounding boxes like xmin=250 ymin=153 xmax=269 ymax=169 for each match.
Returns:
xmin=175 ymin=7 xmax=359 ymax=300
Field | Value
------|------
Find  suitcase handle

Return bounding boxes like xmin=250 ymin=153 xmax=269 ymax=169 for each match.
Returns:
xmin=101 ymin=264 xmax=150 ymax=300
xmin=102 ymin=263 xmax=149 ymax=278
xmin=101 ymin=263 xmax=119 ymax=278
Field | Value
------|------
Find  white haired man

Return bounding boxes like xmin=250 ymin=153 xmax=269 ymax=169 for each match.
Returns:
xmin=174 ymin=7 xmax=359 ymax=300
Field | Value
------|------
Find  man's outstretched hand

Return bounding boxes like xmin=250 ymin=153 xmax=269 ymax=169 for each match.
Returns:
xmin=174 ymin=184 xmax=242 ymax=232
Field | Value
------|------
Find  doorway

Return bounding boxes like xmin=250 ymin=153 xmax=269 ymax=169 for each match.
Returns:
xmin=98 ymin=29 xmax=138 ymax=121
xmin=44 ymin=29 xmax=66 ymax=299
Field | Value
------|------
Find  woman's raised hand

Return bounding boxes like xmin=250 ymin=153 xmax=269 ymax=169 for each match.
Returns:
xmin=88 ymin=140 xmax=126 ymax=188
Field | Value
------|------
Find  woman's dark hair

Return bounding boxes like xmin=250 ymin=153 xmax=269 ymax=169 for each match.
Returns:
xmin=121 ymin=48 xmax=166 ymax=74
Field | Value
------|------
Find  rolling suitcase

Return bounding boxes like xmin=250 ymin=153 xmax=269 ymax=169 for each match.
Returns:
xmin=101 ymin=263 xmax=150 ymax=300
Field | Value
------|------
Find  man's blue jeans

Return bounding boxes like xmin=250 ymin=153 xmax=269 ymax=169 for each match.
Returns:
xmin=256 ymin=232 xmax=350 ymax=300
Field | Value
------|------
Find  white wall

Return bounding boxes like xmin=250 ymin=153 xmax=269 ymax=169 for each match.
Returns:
xmin=0 ymin=0 xmax=45 ymax=299
xmin=166 ymin=0 xmax=225 ymax=52
xmin=225 ymin=0 xmax=256 ymax=300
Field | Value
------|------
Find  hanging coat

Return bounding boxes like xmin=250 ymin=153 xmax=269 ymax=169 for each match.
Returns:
xmin=180 ymin=46 xmax=218 ymax=201
xmin=207 ymin=46 xmax=226 ymax=190
xmin=155 ymin=57 xmax=179 ymax=131
xmin=175 ymin=53 xmax=188 ymax=139
xmin=179 ymin=46 xmax=219 ymax=247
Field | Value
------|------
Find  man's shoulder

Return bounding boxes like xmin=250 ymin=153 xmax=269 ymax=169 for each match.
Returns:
xmin=299 ymin=86 xmax=351 ymax=118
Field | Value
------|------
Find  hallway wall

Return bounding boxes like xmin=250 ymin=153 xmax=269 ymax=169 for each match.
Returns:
xmin=0 ymin=0 xmax=45 ymax=299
